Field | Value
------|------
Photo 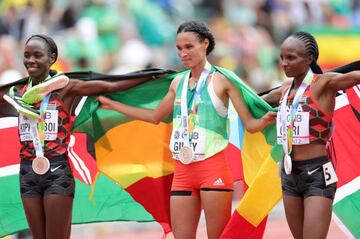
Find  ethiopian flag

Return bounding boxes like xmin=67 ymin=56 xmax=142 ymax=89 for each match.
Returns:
xmin=72 ymin=73 xmax=177 ymax=234
xmin=303 ymin=27 xmax=360 ymax=71
xmin=216 ymin=68 xmax=282 ymax=238
xmin=72 ymin=66 xmax=283 ymax=238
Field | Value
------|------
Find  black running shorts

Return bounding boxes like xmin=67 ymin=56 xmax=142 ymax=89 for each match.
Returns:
xmin=281 ymin=156 xmax=337 ymax=200
xmin=20 ymin=154 xmax=75 ymax=198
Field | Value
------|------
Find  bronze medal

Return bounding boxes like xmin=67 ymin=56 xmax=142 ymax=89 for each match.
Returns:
xmin=32 ymin=156 xmax=50 ymax=175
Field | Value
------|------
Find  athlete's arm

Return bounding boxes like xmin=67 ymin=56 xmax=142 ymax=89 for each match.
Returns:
xmin=66 ymin=75 xmax=158 ymax=96
xmin=323 ymin=71 xmax=360 ymax=92
xmin=261 ymin=80 xmax=291 ymax=106
xmin=223 ymin=75 xmax=276 ymax=133
xmin=97 ymin=76 xmax=180 ymax=124
xmin=0 ymin=86 xmax=9 ymax=103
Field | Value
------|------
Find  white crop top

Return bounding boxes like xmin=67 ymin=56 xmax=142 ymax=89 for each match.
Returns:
xmin=207 ymin=72 xmax=228 ymax=117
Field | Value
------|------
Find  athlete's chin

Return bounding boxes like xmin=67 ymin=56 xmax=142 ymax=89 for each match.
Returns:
xmin=27 ymin=69 xmax=38 ymax=77
xmin=284 ymin=70 xmax=294 ymax=78
xmin=182 ymin=61 xmax=193 ymax=69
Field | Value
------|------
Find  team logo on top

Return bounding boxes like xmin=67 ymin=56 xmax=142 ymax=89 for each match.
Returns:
xmin=174 ymin=130 xmax=180 ymax=139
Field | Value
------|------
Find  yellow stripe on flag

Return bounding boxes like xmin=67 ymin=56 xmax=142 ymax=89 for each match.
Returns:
xmin=241 ymin=131 xmax=273 ymax=183
xmin=237 ymin=131 xmax=282 ymax=226
xmin=317 ymin=36 xmax=360 ymax=67
xmin=95 ymin=121 xmax=174 ymax=188
xmin=237 ymin=154 xmax=281 ymax=226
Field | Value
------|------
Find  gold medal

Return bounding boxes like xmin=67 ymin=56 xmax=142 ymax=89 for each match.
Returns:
xmin=32 ymin=156 xmax=50 ymax=175
xmin=284 ymin=154 xmax=292 ymax=175
xmin=179 ymin=146 xmax=194 ymax=164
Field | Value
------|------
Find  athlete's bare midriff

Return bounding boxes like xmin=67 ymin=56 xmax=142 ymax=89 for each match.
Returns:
xmin=291 ymin=143 xmax=328 ymax=161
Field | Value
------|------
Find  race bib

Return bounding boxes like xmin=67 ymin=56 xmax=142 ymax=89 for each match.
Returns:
xmin=19 ymin=110 xmax=58 ymax=141
xmin=277 ymin=111 xmax=310 ymax=145
xmin=170 ymin=128 xmax=206 ymax=161
xmin=322 ymin=161 xmax=338 ymax=186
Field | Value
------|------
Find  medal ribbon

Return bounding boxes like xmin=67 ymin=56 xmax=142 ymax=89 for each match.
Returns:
xmin=280 ymin=70 xmax=314 ymax=157
xmin=180 ymin=61 xmax=212 ymax=148
xmin=29 ymin=94 xmax=51 ymax=158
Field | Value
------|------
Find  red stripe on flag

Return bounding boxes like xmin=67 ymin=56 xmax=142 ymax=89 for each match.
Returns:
xmin=0 ymin=127 xmax=21 ymax=167
xmin=67 ymin=133 xmax=97 ymax=183
xmin=224 ymin=143 xmax=244 ymax=182
xmin=332 ymin=95 xmax=360 ymax=187
xmin=346 ymin=86 xmax=360 ymax=113
xmin=125 ymin=174 xmax=173 ymax=234
xmin=220 ymin=212 xmax=267 ymax=239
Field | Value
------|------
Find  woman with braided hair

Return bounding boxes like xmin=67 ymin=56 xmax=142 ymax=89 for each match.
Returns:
xmin=273 ymin=31 xmax=360 ymax=238
xmin=97 ymin=20 xmax=276 ymax=239
xmin=0 ymin=34 xmax=165 ymax=239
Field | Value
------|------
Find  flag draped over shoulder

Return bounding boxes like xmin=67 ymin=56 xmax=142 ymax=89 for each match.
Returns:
xmin=72 ymin=66 xmax=283 ymax=237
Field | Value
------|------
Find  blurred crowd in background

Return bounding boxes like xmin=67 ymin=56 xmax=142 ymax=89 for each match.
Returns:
xmin=0 ymin=0 xmax=360 ymax=92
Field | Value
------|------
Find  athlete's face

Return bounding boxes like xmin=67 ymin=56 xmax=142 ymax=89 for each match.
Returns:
xmin=23 ymin=39 xmax=55 ymax=82
xmin=280 ymin=37 xmax=312 ymax=78
xmin=176 ymin=32 xmax=208 ymax=69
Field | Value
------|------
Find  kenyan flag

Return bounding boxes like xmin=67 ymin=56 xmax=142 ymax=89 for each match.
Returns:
xmin=0 ymin=106 xmax=155 ymax=237
xmin=332 ymin=85 xmax=360 ymax=238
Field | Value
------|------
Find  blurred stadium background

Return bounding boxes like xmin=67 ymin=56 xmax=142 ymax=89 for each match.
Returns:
xmin=0 ymin=0 xmax=359 ymax=238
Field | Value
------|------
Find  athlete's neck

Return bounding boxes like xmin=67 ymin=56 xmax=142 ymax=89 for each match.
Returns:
xmin=30 ymin=74 xmax=50 ymax=86
xmin=293 ymin=71 xmax=308 ymax=90
xmin=190 ymin=59 xmax=208 ymax=81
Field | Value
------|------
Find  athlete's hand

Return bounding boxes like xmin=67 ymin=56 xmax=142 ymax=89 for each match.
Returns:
xmin=96 ymin=96 xmax=114 ymax=110
xmin=261 ymin=111 xmax=277 ymax=126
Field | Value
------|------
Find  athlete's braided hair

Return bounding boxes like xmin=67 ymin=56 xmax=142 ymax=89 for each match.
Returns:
xmin=177 ymin=21 xmax=215 ymax=55
xmin=290 ymin=31 xmax=323 ymax=74
xmin=25 ymin=34 xmax=58 ymax=63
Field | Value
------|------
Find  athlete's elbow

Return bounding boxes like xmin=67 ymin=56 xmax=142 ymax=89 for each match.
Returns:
xmin=147 ymin=115 xmax=161 ymax=125
xmin=151 ymin=118 xmax=162 ymax=125
xmin=246 ymin=127 xmax=258 ymax=134
xmin=243 ymin=124 xmax=253 ymax=133
xmin=243 ymin=123 xmax=259 ymax=133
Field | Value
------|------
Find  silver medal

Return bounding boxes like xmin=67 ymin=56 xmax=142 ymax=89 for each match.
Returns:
xmin=179 ymin=146 xmax=194 ymax=164
xmin=32 ymin=156 xmax=50 ymax=175
xmin=284 ymin=154 xmax=292 ymax=175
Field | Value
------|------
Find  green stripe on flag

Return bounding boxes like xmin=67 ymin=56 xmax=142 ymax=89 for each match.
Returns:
xmin=301 ymin=26 xmax=360 ymax=35
xmin=0 ymin=173 xmax=154 ymax=237
xmin=333 ymin=189 xmax=360 ymax=238
xmin=0 ymin=174 xmax=27 ymax=237
xmin=72 ymin=173 xmax=154 ymax=224
xmin=73 ymin=73 xmax=181 ymax=141
xmin=215 ymin=66 xmax=283 ymax=162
